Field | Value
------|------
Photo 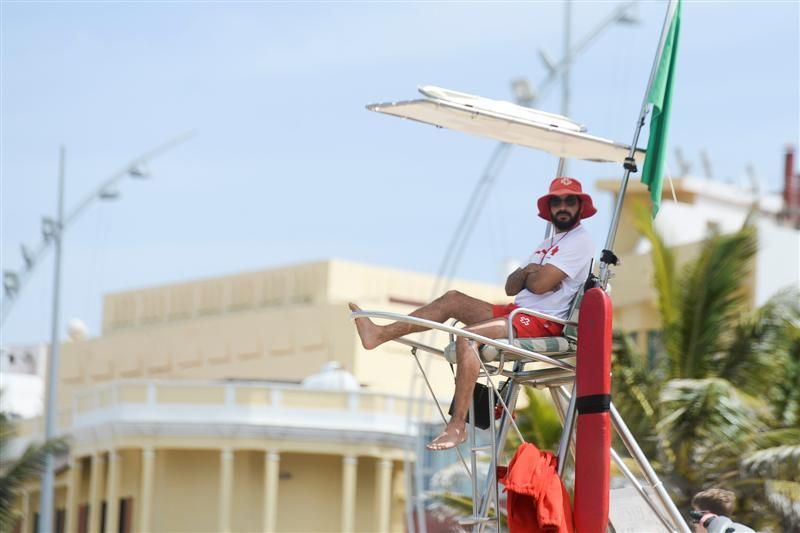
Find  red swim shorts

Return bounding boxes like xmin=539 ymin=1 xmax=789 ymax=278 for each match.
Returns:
xmin=492 ymin=303 xmax=564 ymax=338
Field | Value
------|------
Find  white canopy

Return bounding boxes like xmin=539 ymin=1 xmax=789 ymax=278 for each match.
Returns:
xmin=368 ymin=85 xmax=646 ymax=166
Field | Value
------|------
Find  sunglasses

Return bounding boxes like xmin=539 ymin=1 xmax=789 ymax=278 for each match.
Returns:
xmin=549 ymin=195 xmax=580 ymax=208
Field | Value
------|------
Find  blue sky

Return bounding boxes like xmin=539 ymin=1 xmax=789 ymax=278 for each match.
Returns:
xmin=2 ymin=1 xmax=798 ymax=344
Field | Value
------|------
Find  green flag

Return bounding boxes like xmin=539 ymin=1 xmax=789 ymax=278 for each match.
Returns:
xmin=641 ymin=0 xmax=682 ymax=217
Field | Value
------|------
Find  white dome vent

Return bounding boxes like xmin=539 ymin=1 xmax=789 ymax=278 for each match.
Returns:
xmin=301 ymin=361 xmax=360 ymax=391
xmin=67 ymin=318 xmax=88 ymax=341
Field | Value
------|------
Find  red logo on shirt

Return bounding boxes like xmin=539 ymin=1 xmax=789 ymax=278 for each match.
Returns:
xmin=551 ymin=246 xmax=559 ymax=256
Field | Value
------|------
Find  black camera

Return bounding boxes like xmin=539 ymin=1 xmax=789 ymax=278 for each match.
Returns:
xmin=689 ymin=510 xmax=704 ymax=523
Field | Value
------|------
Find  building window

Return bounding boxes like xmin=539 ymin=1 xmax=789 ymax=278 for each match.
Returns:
xmin=646 ymin=330 xmax=663 ymax=369
xmin=99 ymin=501 xmax=107 ymax=533
xmin=118 ymin=498 xmax=134 ymax=533
xmin=55 ymin=508 xmax=66 ymax=533
xmin=78 ymin=504 xmax=89 ymax=533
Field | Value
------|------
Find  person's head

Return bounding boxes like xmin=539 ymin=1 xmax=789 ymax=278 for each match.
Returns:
xmin=691 ymin=488 xmax=736 ymax=516
xmin=537 ymin=177 xmax=596 ymax=232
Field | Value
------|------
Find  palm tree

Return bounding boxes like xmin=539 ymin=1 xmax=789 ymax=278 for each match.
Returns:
xmin=611 ymin=209 xmax=799 ymax=530
xmin=0 ymin=409 xmax=67 ymax=533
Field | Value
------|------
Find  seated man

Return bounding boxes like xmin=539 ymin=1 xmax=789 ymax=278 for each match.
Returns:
xmin=350 ymin=177 xmax=596 ymax=450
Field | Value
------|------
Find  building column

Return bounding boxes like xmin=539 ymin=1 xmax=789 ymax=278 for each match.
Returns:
xmin=375 ymin=458 xmax=393 ymax=533
xmin=341 ymin=455 xmax=358 ymax=533
xmin=262 ymin=451 xmax=280 ymax=533
xmin=139 ymin=448 xmax=155 ymax=533
xmin=88 ymin=453 xmax=105 ymax=533
xmin=218 ymin=449 xmax=234 ymax=533
xmin=105 ymin=451 xmax=120 ymax=533
xmin=64 ymin=457 xmax=82 ymax=533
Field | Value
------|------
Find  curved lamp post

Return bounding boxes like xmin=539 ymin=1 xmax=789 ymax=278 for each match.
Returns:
xmin=1 ymin=131 xmax=194 ymax=533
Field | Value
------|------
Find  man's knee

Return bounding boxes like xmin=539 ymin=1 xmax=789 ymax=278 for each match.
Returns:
xmin=455 ymin=338 xmax=480 ymax=372
xmin=441 ymin=289 xmax=466 ymax=304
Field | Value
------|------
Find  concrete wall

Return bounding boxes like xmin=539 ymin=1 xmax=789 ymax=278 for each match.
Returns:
xmin=275 ymin=453 xmax=343 ymax=533
xmin=755 ymin=218 xmax=800 ymax=305
xmin=152 ymin=449 xmax=220 ymax=532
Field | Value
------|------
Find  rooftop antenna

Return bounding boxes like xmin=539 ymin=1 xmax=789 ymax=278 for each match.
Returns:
xmin=674 ymin=146 xmax=691 ymax=175
xmin=700 ymin=149 xmax=713 ymax=179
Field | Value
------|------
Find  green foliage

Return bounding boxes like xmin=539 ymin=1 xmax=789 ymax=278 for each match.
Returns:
xmin=611 ymin=331 xmax=661 ymax=456
xmin=612 ymin=213 xmax=800 ymax=529
xmin=510 ymin=387 xmax=562 ymax=453
xmin=632 ymin=203 xmax=679 ymax=331
xmin=0 ymin=410 xmax=68 ymax=533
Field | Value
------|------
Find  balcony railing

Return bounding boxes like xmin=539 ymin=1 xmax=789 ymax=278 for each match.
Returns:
xmin=6 ymin=380 xmax=445 ymax=459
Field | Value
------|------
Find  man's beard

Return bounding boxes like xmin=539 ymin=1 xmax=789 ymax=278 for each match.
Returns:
xmin=552 ymin=210 xmax=580 ymax=231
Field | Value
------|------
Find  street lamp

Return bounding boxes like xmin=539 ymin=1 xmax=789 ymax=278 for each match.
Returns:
xmin=534 ymin=0 xmax=640 ymax=175
xmin=0 ymin=131 xmax=194 ymax=533
xmin=1 ymin=132 xmax=193 ymax=325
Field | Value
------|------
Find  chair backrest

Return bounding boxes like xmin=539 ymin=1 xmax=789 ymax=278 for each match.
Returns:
xmin=563 ymin=260 xmax=596 ymax=341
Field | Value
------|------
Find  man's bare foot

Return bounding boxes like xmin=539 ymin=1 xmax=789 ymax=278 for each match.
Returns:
xmin=425 ymin=423 xmax=467 ymax=451
xmin=348 ymin=303 xmax=383 ymax=350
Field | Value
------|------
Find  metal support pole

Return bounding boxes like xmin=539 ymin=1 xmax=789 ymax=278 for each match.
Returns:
xmin=468 ymin=400 xmax=479 ymax=523
xmin=487 ymin=378 xmax=500 ymax=533
xmin=476 ymin=368 xmax=521 ymax=521
xmin=599 ymin=0 xmax=678 ymax=288
xmin=561 ymin=1 xmax=572 ymax=176
xmin=610 ymin=403 xmax=690 ymax=533
xmin=555 ymin=384 xmax=578 ymax=476
xmin=38 ymin=146 xmax=65 ymax=533
xmin=609 ymin=448 xmax=676 ymax=532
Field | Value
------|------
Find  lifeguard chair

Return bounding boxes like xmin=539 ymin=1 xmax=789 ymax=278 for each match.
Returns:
xmin=351 ymin=79 xmax=691 ymax=532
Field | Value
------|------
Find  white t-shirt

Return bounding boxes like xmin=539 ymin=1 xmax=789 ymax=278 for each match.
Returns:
xmin=513 ymin=224 xmax=595 ymax=319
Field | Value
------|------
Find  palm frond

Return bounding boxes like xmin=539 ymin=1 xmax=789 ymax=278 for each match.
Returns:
xmin=0 ymin=410 xmax=68 ymax=533
xmin=717 ymin=290 xmax=800 ymax=400
xmin=632 ymin=204 xmax=681 ymax=374
xmin=632 ymin=204 xmax=679 ymax=322
xmin=676 ymin=225 xmax=757 ymax=377
xmin=741 ymin=444 xmax=800 ymax=481
xmin=659 ymin=378 xmax=766 ymax=440
xmin=611 ymin=331 xmax=660 ymax=451
xmin=764 ymin=480 xmax=800 ymax=530
xmin=656 ymin=377 xmax=767 ymax=487
xmin=756 ymin=290 xmax=800 ymax=426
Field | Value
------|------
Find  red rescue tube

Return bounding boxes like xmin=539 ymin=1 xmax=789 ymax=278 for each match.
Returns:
xmin=573 ymin=288 xmax=613 ymax=533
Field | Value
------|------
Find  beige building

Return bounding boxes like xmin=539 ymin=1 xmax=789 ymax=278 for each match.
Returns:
xmin=597 ymin=173 xmax=799 ymax=359
xmin=8 ymin=260 xmax=505 ymax=533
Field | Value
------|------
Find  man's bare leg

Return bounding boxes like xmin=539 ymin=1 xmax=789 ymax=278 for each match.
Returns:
xmin=349 ymin=290 xmax=494 ymax=349
xmin=427 ymin=319 xmax=509 ymax=451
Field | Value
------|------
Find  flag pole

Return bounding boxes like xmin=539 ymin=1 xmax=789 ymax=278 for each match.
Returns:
xmin=595 ymin=2 xmax=690 ymax=531
xmin=598 ymin=0 xmax=679 ymax=288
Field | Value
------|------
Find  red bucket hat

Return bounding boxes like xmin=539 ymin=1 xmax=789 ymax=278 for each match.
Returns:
xmin=537 ymin=177 xmax=597 ymax=221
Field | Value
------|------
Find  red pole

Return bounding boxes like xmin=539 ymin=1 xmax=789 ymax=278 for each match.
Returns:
xmin=573 ymin=288 xmax=613 ymax=532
